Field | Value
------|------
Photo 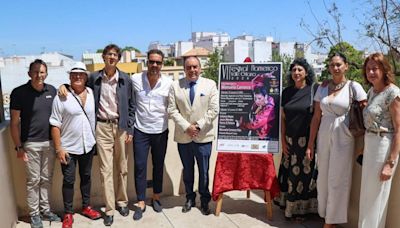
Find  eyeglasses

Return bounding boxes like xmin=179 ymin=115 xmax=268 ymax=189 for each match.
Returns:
xmin=148 ymin=60 xmax=163 ymax=66
xmin=105 ymin=52 xmax=119 ymax=58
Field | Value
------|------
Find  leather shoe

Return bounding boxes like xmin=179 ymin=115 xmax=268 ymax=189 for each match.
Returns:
xmin=103 ymin=215 xmax=113 ymax=226
xmin=182 ymin=200 xmax=195 ymax=213
xmin=133 ymin=206 xmax=146 ymax=221
xmin=200 ymin=203 xmax=211 ymax=216
xmin=82 ymin=206 xmax=101 ymax=220
xmin=151 ymin=199 xmax=163 ymax=213
xmin=116 ymin=206 xmax=129 ymax=217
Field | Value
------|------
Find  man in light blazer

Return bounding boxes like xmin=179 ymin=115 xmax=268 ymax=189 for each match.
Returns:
xmin=168 ymin=56 xmax=219 ymax=215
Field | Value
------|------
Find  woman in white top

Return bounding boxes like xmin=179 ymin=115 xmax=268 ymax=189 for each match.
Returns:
xmin=358 ymin=53 xmax=400 ymax=228
xmin=306 ymin=52 xmax=367 ymax=228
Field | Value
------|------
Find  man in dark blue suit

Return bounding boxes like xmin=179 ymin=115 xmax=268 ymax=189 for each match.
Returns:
xmin=168 ymin=56 xmax=219 ymax=215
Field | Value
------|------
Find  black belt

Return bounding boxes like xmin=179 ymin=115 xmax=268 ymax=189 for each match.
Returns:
xmin=366 ymin=129 xmax=391 ymax=137
xmin=97 ymin=118 xmax=118 ymax=124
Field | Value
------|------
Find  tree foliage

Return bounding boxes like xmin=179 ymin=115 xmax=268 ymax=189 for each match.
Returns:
xmin=96 ymin=46 xmax=141 ymax=54
xmin=163 ymin=58 xmax=175 ymax=66
xmin=122 ymin=46 xmax=141 ymax=53
xmin=360 ymin=0 xmax=400 ymax=73
xmin=272 ymin=50 xmax=293 ymax=88
xmin=300 ymin=0 xmax=344 ymax=49
xmin=321 ymin=42 xmax=365 ymax=85
xmin=301 ymin=0 xmax=400 ymax=76
xmin=203 ymin=49 xmax=221 ymax=83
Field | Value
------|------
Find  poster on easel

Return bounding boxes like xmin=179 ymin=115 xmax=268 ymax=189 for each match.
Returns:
xmin=217 ymin=63 xmax=281 ymax=154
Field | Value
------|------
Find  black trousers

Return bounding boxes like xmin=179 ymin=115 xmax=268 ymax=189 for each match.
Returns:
xmin=61 ymin=151 xmax=93 ymax=213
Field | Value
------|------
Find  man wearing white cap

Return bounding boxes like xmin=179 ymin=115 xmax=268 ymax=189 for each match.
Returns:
xmin=58 ymin=44 xmax=134 ymax=226
xmin=50 ymin=62 xmax=101 ymax=228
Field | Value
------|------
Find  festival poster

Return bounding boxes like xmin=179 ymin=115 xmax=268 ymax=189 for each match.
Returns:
xmin=217 ymin=63 xmax=281 ymax=153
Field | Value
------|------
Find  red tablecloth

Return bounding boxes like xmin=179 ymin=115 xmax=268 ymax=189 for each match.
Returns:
xmin=212 ymin=152 xmax=280 ymax=201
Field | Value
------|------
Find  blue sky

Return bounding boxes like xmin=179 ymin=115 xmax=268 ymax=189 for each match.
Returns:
xmin=0 ymin=0 xmax=369 ymax=59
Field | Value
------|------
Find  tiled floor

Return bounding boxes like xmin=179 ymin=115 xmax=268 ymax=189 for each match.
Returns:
xmin=16 ymin=190 xmax=324 ymax=228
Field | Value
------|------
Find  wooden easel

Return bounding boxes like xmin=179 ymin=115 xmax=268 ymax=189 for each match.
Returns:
xmin=214 ymin=190 xmax=273 ymax=220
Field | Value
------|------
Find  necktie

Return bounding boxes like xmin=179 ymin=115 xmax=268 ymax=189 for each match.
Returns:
xmin=189 ymin=81 xmax=196 ymax=105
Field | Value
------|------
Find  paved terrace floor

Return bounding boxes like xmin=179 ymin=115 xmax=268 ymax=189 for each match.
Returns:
xmin=16 ymin=190 xmax=324 ymax=228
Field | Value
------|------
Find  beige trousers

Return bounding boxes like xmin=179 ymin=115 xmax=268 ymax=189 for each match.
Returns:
xmin=96 ymin=122 xmax=128 ymax=216
xmin=23 ymin=141 xmax=56 ymax=216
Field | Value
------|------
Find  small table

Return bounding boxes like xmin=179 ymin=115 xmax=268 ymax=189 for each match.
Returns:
xmin=212 ymin=152 xmax=280 ymax=219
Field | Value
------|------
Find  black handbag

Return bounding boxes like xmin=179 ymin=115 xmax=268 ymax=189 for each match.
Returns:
xmin=348 ymin=81 xmax=365 ymax=137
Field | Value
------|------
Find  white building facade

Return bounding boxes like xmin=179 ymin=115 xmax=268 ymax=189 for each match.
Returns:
xmin=223 ymin=36 xmax=273 ymax=63
xmin=0 ymin=52 xmax=76 ymax=119
xmin=192 ymin=32 xmax=230 ymax=51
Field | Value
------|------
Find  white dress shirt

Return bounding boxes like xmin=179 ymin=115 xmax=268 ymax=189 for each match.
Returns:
xmin=131 ymin=72 xmax=173 ymax=134
xmin=50 ymin=88 xmax=96 ymax=155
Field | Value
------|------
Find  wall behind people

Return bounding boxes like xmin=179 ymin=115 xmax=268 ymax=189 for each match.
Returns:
xmin=8 ymin=120 xmax=219 ymax=216
xmin=6 ymin=114 xmax=400 ymax=226
xmin=0 ymin=126 xmax=18 ymax=227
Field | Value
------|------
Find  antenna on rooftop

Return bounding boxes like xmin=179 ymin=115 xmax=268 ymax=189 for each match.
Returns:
xmin=12 ymin=44 xmax=16 ymax=55
xmin=190 ymin=15 xmax=193 ymax=34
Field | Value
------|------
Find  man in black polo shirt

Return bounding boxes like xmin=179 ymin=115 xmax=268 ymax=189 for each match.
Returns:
xmin=10 ymin=59 xmax=60 ymax=228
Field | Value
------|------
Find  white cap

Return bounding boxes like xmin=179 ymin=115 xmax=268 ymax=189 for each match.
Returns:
xmin=68 ymin=62 xmax=89 ymax=75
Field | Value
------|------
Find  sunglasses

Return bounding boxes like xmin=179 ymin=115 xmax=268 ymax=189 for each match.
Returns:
xmin=148 ymin=60 xmax=163 ymax=66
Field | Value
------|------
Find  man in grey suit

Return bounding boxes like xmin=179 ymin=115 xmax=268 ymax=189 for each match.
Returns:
xmin=168 ymin=56 xmax=219 ymax=215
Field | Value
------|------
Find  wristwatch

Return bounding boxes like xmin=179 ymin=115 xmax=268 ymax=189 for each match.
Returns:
xmin=14 ymin=145 xmax=23 ymax=152
xmin=386 ymin=159 xmax=396 ymax=168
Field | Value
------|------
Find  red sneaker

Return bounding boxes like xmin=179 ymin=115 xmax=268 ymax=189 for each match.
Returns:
xmin=62 ymin=214 xmax=73 ymax=228
xmin=82 ymin=206 xmax=101 ymax=220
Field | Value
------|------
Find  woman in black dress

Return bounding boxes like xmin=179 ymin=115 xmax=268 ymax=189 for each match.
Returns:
xmin=274 ymin=58 xmax=318 ymax=221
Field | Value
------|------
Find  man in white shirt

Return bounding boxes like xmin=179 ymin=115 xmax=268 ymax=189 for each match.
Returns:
xmin=50 ymin=62 xmax=101 ymax=228
xmin=131 ymin=49 xmax=173 ymax=220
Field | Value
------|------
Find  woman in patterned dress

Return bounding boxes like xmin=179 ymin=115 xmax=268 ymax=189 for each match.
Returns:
xmin=275 ymin=58 xmax=318 ymax=221
xmin=358 ymin=53 xmax=400 ymax=228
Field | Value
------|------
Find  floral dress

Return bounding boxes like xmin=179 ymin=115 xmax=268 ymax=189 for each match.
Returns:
xmin=274 ymin=85 xmax=318 ymax=218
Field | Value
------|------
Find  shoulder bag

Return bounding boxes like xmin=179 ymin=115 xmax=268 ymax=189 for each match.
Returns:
xmin=348 ymin=81 xmax=365 ymax=137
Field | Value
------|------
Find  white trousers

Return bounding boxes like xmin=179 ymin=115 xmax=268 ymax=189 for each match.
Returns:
xmin=317 ymin=115 xmax=354 ymax=224
xmin=359 ymin=132 xmax=397 ymax=228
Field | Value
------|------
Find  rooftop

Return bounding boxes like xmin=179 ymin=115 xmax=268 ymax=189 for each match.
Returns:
xmin=182 ymin=47 xmax=211 ymax=57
